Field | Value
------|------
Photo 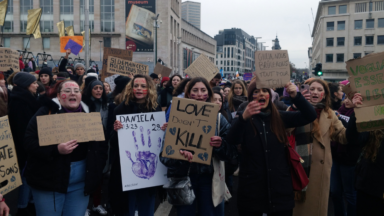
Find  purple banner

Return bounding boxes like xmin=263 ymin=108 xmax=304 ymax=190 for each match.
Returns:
xmin=243 ymin=73 xmax=252 ymax=81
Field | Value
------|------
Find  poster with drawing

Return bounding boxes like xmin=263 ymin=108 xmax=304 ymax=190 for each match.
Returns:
xmin=117 ymin=112 xmax=168 ymax=191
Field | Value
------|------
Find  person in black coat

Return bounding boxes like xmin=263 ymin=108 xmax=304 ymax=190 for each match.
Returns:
xmin=7 ymin=72 xmax=39 ymax=214
xmin=226 ymin=80 xmax=317 ymax=216
xmin=24 ymin=80 xmax=107 ymax=216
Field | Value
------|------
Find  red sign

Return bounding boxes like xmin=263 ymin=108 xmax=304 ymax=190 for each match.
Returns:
xmin=126 ymin=41 xmax=137 ymax=51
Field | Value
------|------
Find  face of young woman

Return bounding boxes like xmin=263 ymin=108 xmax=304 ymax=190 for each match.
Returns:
xmin=27 ymin=81 xmax=39 ymax=94
xmin=212 ymin=93 xmax=223 ymax=110
xmin=133 ymin=78 xmax=148 ymax=101
xmin=344 ymin=97 xmax=355 ymax=109
xmin=223 ymin=87 xmax=230 ymax=98
xmin=58 ymin=82 xmax=81 ymax=110
xmin=52 ymin=75 xmax=57 ymax=81
xmin=189 ymin=82 xmax=209 ymax=102
xmin=309 ymin=82 xmax=326 ymax=103
xmin=103 ymin=83 xmax=111 ymax=93
xmin=162 ymin=81 xmax=168 ymax=88
xmin=234 ymin=84 xmax=243 ymax=96
xmin=92 ymin=85 xmax=103 ymax=99
xmin=253 ymin=88 xmax=270 ymax=109
xmin=335 ymin=86 xmax=343 ymax=100
xmin=40 ymin=74 xmax=50 ymax=85
xmin=172 ymin=76 xmax=181 ymax=88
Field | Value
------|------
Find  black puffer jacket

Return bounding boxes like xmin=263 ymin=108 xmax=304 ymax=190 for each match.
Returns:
xmin=24 ymin=97 xmax=107 ymax=195
xmin=226 ymin=92 xmax=316 ymax=213
xmin=159 ymin=113 xmax=233 ymax=177
xmin=59 ymin=58 xmax=80 ymax=81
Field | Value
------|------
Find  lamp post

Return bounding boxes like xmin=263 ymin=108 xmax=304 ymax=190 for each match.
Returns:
xmin=99 ymin=40 xmax=102 ymax=62
xmin=152 ymin=14 xmax=160 ymax=69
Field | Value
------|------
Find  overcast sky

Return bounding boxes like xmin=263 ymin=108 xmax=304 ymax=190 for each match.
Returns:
xmin=194 ymin=0 xmax=320 ymax=69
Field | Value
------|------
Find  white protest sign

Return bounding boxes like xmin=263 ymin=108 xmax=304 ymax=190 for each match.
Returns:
xmin=117 ymin=111 xmax=168 ymax=191
xmin=105 ymin=74 xmax=120 ymax=92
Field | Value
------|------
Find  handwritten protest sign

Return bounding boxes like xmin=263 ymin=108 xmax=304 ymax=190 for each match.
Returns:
xmin=163 ymin=98 xmax=219 ymax=165
xmin=37 ymin=113 xmax=105 ymax=146
xmin=184 ymin=54 xmax=219 ymax=82
xmin=0 ymin=116 xmax=22 ymax=195
xmin=153 ymin=63 xmax=172 ymax=78
xmin=107 ymin=56 xmax=149 ymax=76
xmin=60 ymin=36 xmax=83 ymax=53
xmin=105 ymin=74 xmax=120 ymax=92
xmin=0 ymin=48 xmax=20 ymax=72
xmin=346 ymin=51 xmax=384 ymax=132
xmin=117 ymin=112 xmax=167 ymax=191
xmin=101 ymin=48 xmax=133 ymax=81
xmin=254 ymin=50 xmax=290 ymax=88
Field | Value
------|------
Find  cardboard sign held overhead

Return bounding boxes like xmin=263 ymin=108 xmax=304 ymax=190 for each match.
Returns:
xmin=106 ymin=56 xmax=149 ymax=76
xmin=64 ymin=39 xmax=83 ymax=55
xmin=0 ymin=48 xmax=20 ymax=72
xmin=101 ymin=48 xmax=133 ymax=81
xmin=163 ymin=98 xmax=219 ymax=165
xmin=184 ymin=54 xmax=219 ymax=82
xmin=60 ymin=36 xmax=83 ymax=53
xmin=254 ymin=50 xmax=290 ymax=88
xmin=153 ymin=63 xmax=172 ymax=78
xmin=0 ymin=116 xmax=23 ymax=195
xmin=37 ymin=113 xmax=105 ymax=146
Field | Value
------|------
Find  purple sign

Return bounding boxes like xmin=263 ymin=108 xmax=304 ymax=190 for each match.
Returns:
xmin=243 ymin=73 xmax=252 ymax=81
xmin=64 ymin=39 xmax=83 ymax=55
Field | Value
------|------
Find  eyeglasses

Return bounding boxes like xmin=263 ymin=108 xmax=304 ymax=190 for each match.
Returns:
xmin=61 ymin=89 xmax=81 ymax=94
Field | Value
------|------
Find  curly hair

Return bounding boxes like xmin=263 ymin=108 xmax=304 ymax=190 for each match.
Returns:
xmin=228 ymin=80 xmax=248 ymax=111
xmin=123 ymin=74 xmax=158 ymax=111
xmin=364 ymin=129 xmax=384 ymax=162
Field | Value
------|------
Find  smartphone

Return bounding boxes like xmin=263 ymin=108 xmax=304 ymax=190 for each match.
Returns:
xmin=300 ymin=84 xmax=310 ymax=93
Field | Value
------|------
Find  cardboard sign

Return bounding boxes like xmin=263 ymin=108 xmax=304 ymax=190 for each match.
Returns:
xmin=345 ymin=51 xmax=384 ymax=132
xmin=342 ymin=83 xmax=357 ymax=100
xmin=64 ymin=39 xmax=83 ymax=55
xmin=0 ymin=48 xmax=20 ymax=72
xmin=106 ymin=56 xmax=149 ymax=76
xmin=60 ymin=36 xmax=83 ymax=53
xmin=37 ymin=113 xmax=105 ymax=146
xmin=254 ymin=50 xmax=290 ymax=88
xmin=153 ymin=63 xmax=172 ymax=78
xmin=163 ymin=98 xmax=219 ymax=165
xmin=117 ymin=112 xmax=168 ymax=191
xmin=0 ymin=116 xmax=22 ymax=195
xmin=101 ymin=48 xmax=133 ymax=81
xmin=184 ymin=54 xmax=219 ymax=82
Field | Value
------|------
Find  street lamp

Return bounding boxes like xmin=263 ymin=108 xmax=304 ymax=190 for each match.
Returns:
xmin=152 ymin=14 xmax=160 ymax=69
xmin=99 ymin=41 xmax=103 ymax=62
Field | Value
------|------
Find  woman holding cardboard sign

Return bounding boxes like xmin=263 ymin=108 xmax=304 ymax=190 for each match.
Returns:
xmin=23 ymin=80 xmax=107 ymax=216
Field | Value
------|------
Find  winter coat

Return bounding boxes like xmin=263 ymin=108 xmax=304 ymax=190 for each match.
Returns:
xmin=222 ymin=101 xmax=234 ymax=123
xmin=346 ymin=113 xmax=384 ymax=199
xmin=24 ymin=97 xmax=108 ymax=195
xmin=8 ymin=86 xmax=40 ymax=171
xmin=59 ymin=58 xmax=80 ymax=81
xmin=227 ymin=93 xmax=317 ymax=213
xmin=293 ymin=109 xmax=348 ymax=216
xmin=108 ymin=101 xmax=162 ymax=214
xmin=19 ymin=60 xmax=25 ymax=71
xmin=157 ymin=87 xmax=173 ymax=108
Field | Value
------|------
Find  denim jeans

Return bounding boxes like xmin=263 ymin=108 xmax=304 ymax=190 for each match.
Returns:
xmin=330 ymin=160 xmax=357 ymax=216
xmin=31 ymin=160 xmax=89 ymax=216
xmin=176 ymin=173 xmax=224 ymax=216
xmin=116 ymin=187 xmax=156 ymax=216
xmin=17 ymin=176 xmax=33 ymax=208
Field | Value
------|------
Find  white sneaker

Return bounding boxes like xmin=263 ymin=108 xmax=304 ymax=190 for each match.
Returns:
xmin=92 ymin=205 xmax=108 ymax=215
xmin=85 ymin=209 xmax=90 ymax=216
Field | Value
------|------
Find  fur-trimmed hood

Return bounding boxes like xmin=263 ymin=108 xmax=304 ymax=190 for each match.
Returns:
xmin=52 ymin=97 xmax=90 ymax=113
xmin=37 ymin=94 xmax=89 ymax=113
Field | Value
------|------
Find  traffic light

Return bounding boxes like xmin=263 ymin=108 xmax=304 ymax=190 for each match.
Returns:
xmin=312 ymin=63 xmax=323 ymax=76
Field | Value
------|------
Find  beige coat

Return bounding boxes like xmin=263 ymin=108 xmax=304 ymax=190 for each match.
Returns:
xmin=293 ymin=110 xmax=348 ymax=216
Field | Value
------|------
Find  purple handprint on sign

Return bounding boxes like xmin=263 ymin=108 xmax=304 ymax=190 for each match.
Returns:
xmin=158 ymin=137 xmax=162 ymax=148
xmin=132 ymin=131 xmax=138 ymax=150
xmin=147 ymin=129 xmax=152 ymax=147
xmin=140 ymin=126 xmax=145 ymax=146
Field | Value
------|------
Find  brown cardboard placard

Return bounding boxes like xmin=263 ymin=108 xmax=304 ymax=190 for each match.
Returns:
xmin=355 ymin=105 xmax=384 ymax=132
xmin=0 ymin=116 xmax=22 ymax=195
xmin=101 ymin=48 xmax=133 ymax=81
xmin=184 ymin=54 xmax=219 ymax=82
xmin=254 ymin=50 xmax=290 ymax=88
xmin=153 ymin=63 xmax=172 ymax=78
xmin=0 ymin=48 xmax=20 ymax=72
xmin=37 ymin=112 xmax=105 ymax=146
xmin=106 ymin=56 xmax=149 ymax=76
xmin=342 ymin=83 xmax=357 ymax=100
xmin=162 ymin=98 xmax=219 ymax=165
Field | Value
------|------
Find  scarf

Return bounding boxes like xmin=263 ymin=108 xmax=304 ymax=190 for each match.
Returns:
xmin=232 ymin=95 xmax=247 ymax=111
xmin=63 ymin=104 xmax=83 ymax=113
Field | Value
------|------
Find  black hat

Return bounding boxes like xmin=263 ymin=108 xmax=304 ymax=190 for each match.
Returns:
xmin=39 ymin=67 xmax=53 ymax=77
xmin=84 ymin=76 xmax=97 ymax=88
xmin=150 ymin=73 xmax=159 ymax=79
xmin=114 ymin=76 xmax=131 ymax=94
xmin=13 ymin=72 xmax=36 ymax=89
xmin=87 ymin=69 xmax=96 ymax=74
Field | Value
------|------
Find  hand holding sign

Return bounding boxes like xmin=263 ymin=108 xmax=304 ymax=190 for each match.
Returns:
xmin=58 ymin=140 xmax=78 ymax=155
xmin=64 ymin=39 xmax=83 ymax=56
xmin=285 ymin=82 xmax=298 ymax=98
xmin=352 ymin=93 xmax=363 ymax=106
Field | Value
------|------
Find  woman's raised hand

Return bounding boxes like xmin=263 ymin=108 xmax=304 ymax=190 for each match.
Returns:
xmin=285 ymin=82 xmax=297 ymax=98
xmin=161 ymin=123 xmax=168 ymax=131
xmin=243 ymin=101 xmax=261 ymax=120
xmin=114 ymin=120 xmax=123 ymax=131
xmin=352 ymin=93 xmax=363 ymax=106
xmin=58 ymin=140 xmax=78 ymax=155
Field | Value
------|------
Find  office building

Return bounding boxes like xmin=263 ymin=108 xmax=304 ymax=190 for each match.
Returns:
xmin=181 ymin=1 xmax=201 ymax=29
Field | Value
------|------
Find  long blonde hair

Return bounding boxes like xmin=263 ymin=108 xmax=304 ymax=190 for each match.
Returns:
xmin=228 ymin=80 xmax=247 ymax=111
xmin=123 ymin=74 xmax=158 ymax=110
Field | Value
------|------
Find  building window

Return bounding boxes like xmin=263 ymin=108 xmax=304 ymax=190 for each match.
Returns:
xmin=366 ymin=19 xmax=374 ymax=28
xmin=326 ymin=54 xmax=333 ymax=63
xmin=327 ymin=22 xmax=334 ymax=31
xmin=366 ymin=36 xmax=374 ymax=45
xmin=3 ymin=38 xmax=10 ymax=48
xmin=328 ymin=6 xmax=336 ymax=15
xmin=337 ymin=37 xmax=345 ymax=46
xmin=100 ymin=0 xmax=114 ymax=32
xmin=23 ymin=38 xmax=30 ymax=49
xmin=216 ymin=61 xmax=217 ymax=65
xmin=103 ymin=37 xmax=111 ymax=47
xmin=378 ymin=36 xmax=384 ymax=45
xmin=339 ymin=5 xmax=347 ymax=14
xmin=326 ymin=38 xmax=334 ymax=46
xmin=336 ymin=54 xmax=344 ymax=63
xmin=220 ymin=61 xmax=222 ymax=64
xmin=337 ymin=21 xmax=345 ymax=30
xmin=355 ymin=3 xmax=367 ymax=13
xmin=355 ymin=20 xmax=363 ymax=29
xmin=353 ymin=53 xmax=361 ymax=59
xmin=376 ymin=1 xmax=384 ymax=11
xmin=4 ymin=0 xmax=13 ymax=32
xmin=354 ymin=37 xmax=362 ymax=45
xmin=20 ymin=0 xmax=32 ymax=32
xmin=40 ymin=0 xmax=53 ymax=32
xmin=379 ymin=18 xmax=384 ymax=28
xmin=60 ymin=0 xmax=73 ymax=27
xmin=43 ymin=37 xmax=50 ymax=49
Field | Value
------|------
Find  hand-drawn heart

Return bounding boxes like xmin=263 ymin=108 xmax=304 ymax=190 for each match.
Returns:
xmin=169 ymin=127 xmax=176 ymax=135
xmin=202 ymin=125 xmax=212 ymax=134
xmin=166 ymin=145 xmax=175 ymax=155
xmin=10 ymin=176 xmax=15 ymax=182
xmin=198 ymin=152 xmax=209 ymax=161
